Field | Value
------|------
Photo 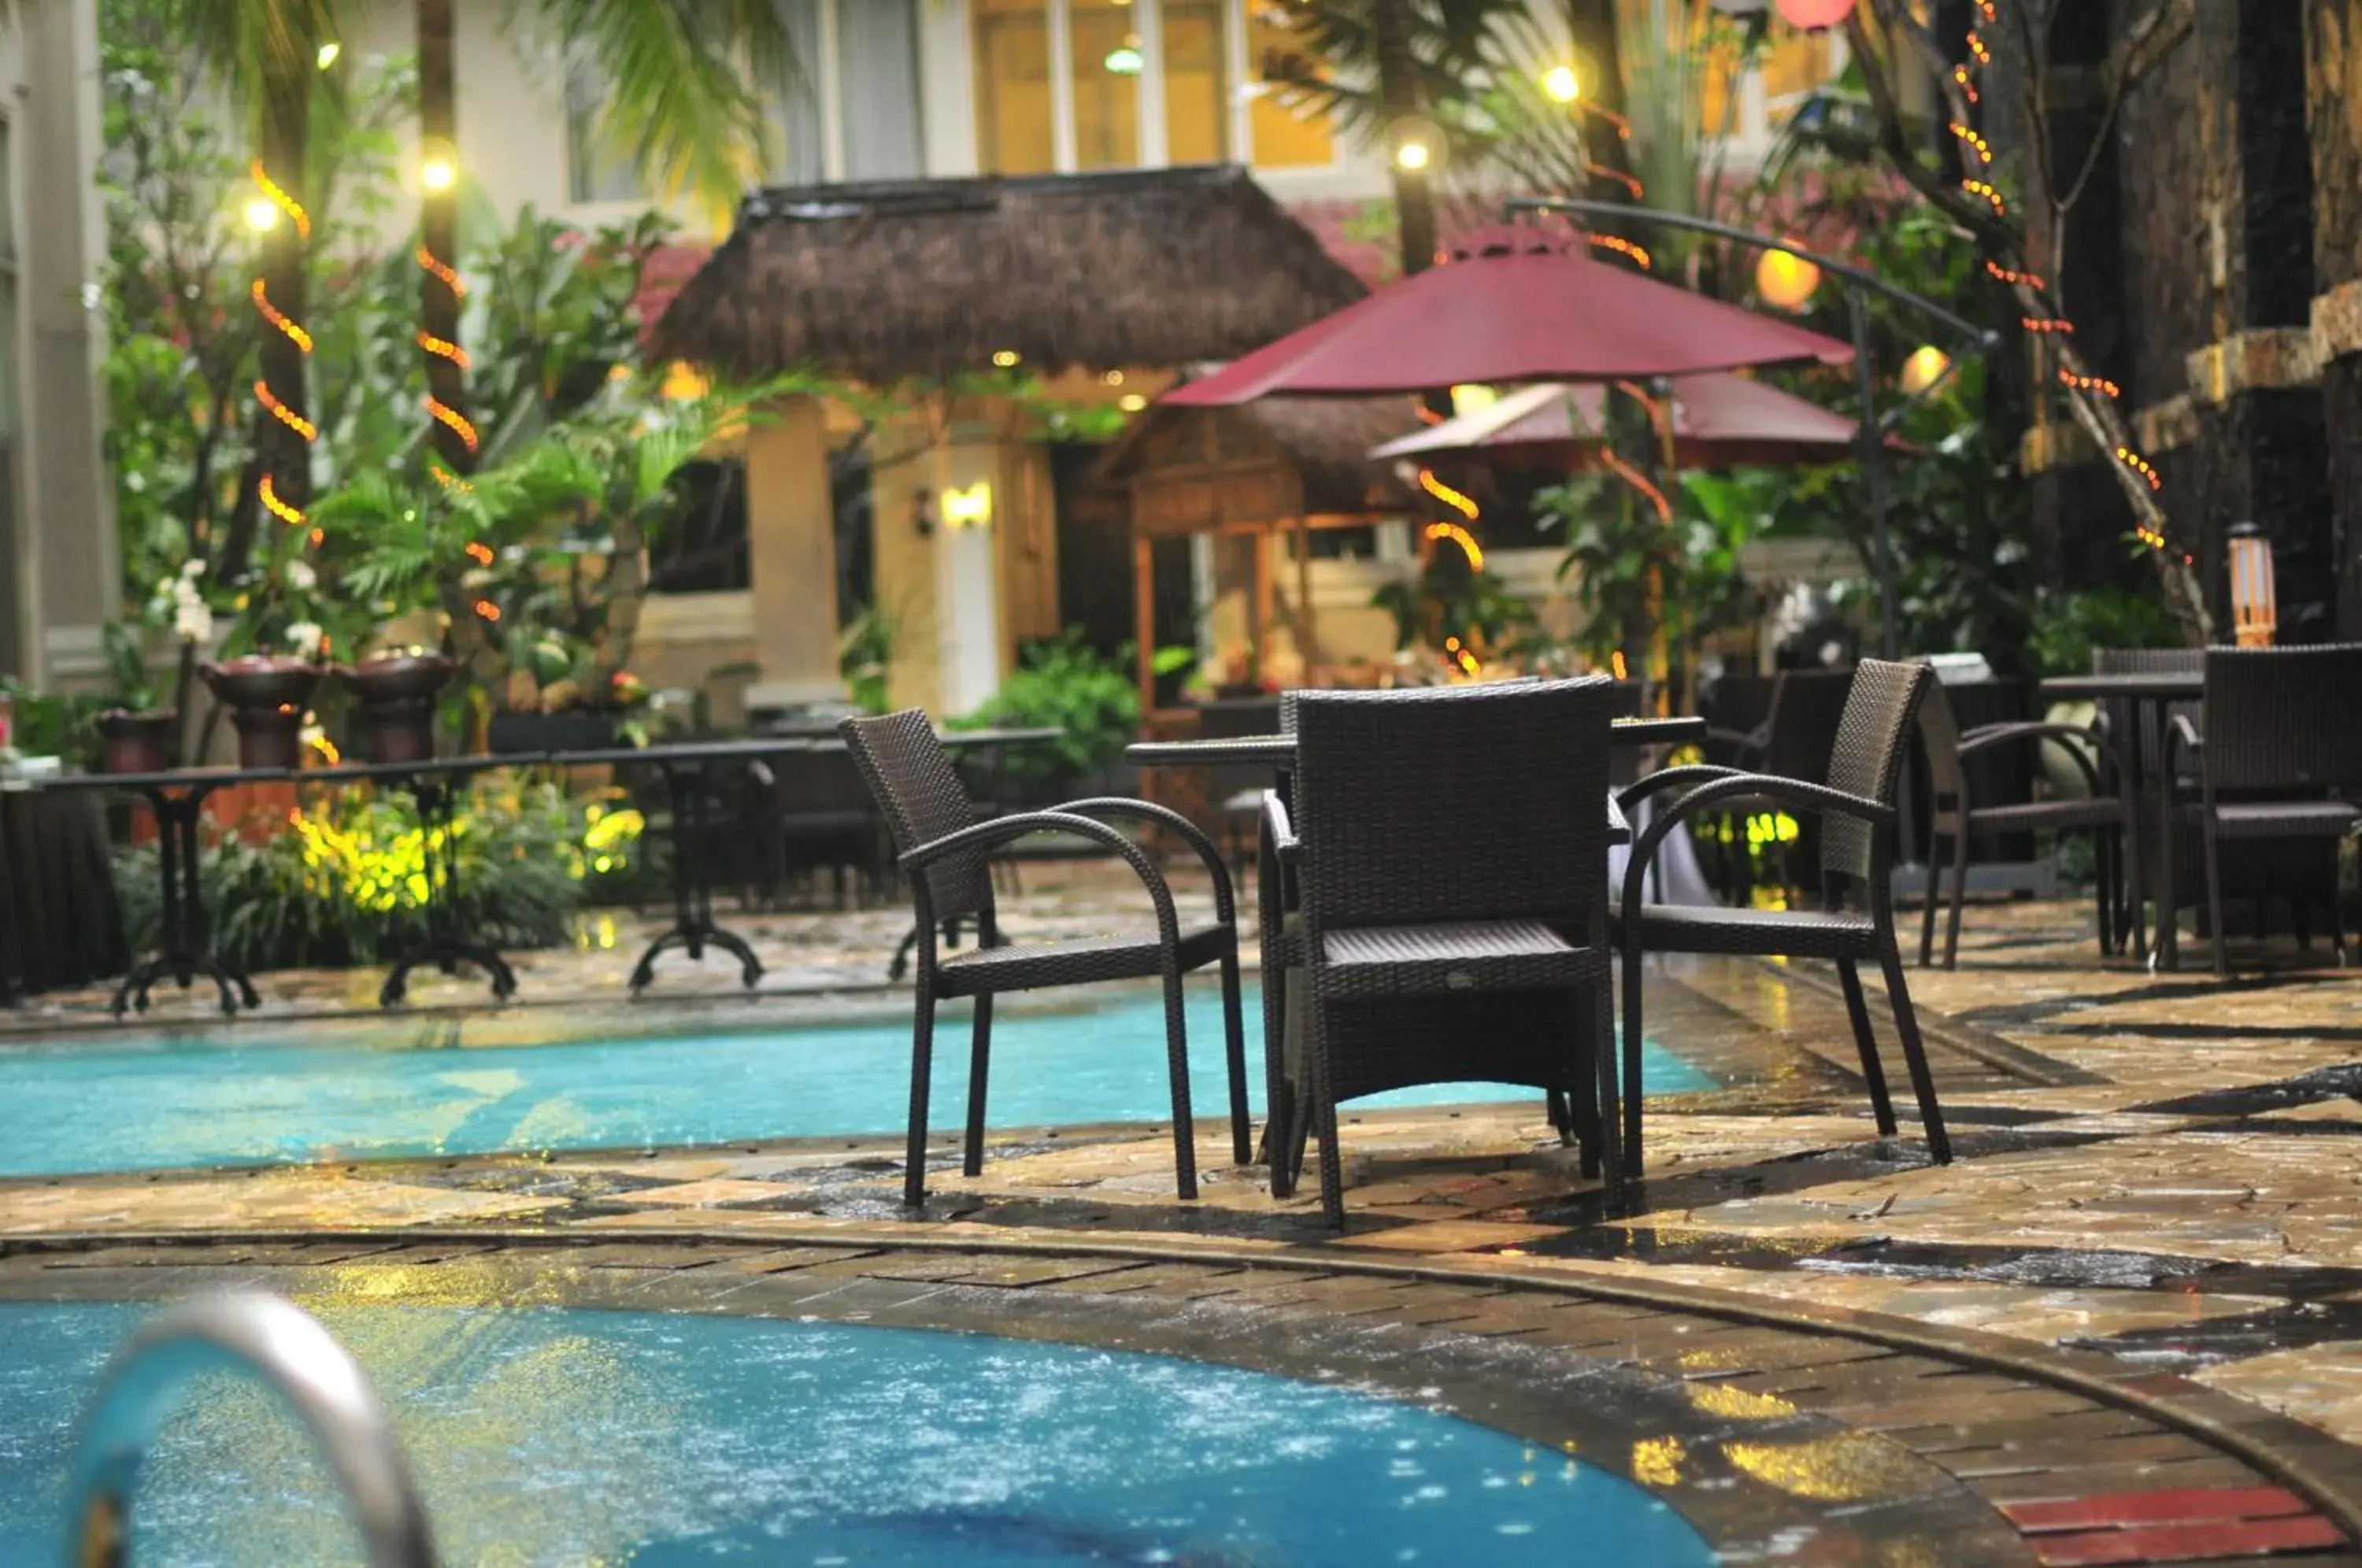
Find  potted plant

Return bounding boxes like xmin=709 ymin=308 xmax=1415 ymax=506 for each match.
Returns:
xmin=93 ymin=622 xmax=175 ymax=775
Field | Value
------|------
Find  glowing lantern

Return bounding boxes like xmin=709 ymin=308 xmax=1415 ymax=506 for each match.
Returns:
xmin=1542 ymin=65 xmax=1581 ymax=104
xmin=1775 ymin=0 xmax=1858 ymax=28
xmin=1899 ymin=345 xmax=1951 ymax=395
xmin=1755 ymin=245 xmax=1821 ymax=312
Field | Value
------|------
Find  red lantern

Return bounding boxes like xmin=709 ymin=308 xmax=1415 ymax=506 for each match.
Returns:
xmin=1775 ymin=0 xmax=1858 ymax=28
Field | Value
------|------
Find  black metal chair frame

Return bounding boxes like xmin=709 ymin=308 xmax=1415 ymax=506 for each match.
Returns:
xmin=1917 ymin=683 xmax=2145 ymax=969
xmin=840 ymin=712 xmax=1251 ymax=1208
xmin=1618 ymin=661 xmax=1950 ymax=1174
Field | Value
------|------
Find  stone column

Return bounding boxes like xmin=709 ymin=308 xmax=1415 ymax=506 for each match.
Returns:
xmin=15 ymin=0 xmax=117 ymax=687
xmin=742 ymin=394 xmax=845 ymax=712
xmin=2309 ymin=0 xmax=2362 ymax=636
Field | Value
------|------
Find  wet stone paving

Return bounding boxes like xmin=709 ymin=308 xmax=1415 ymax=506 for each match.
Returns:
xmin=13 ymin=866 xmax=2362 ymax=1562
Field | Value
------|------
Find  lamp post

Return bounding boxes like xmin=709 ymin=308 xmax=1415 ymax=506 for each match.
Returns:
xmin=1505 ymin=196 xmax=2004 ymax=660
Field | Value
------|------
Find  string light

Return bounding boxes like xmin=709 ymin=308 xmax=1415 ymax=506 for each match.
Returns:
xmin=427 ymin=396 xmax=481 ymax=453
xmin=250 ymin=279 xmax=312 ymax=352
xmin=1416 ymin=468 xmax=1480 ymax=521
xmin=1597 ymin=448 xmax=1672 ymax=522
xmin=1610 ymin=650 xmax=1628 ymax=680
xmin=1966 ymin=31 xmax=1991 ymax=64
xmin=1949 ymin=123 xmax=1992 ymax=164
xmin=473 ymin=599 xmax=502 ymax=623
xmin=1985 ymin=260 xmax=2045 ymax=289
xmin=1414 ymin=403 xmax=1448 ymax=426
xmin=415 ymin=245 xmax=468 ymax=299
xmin=1952 ymin=65 xmax=1979 ymax=103
xmin=255 ymin=378 xmax=317 ymax=442
xmin=258 ymin=474 xmax=304 ymax=526
xmin=2060 ymin=369 xmax=2121 ymax=398
xmin=1585 ymin=232 xmax=1653 ymax=269
xmin=2115 ymin=446 xmax=2162 ymax=490
xmin=250 ymin=160 xmax=309 ymax=239
xmin=465 ymin=541 xmax=495 ymax=565
xmin=1423 ymin=521 xmax=1486 ymax=571
xmin=1586 ymin=164 xmax=1644 ymax=200
xmin=1586 ymin=105 xmax=1633 ymax=140
xmin=416 ymin=331 xmax=471 ymax=372
xmin=2020 ymin=316 xmax=2074 ymax=335
xmin=1961 ymin=178 xmax=2006 ymax=213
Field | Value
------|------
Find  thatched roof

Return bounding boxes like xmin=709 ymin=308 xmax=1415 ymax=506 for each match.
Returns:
xmin=649 ymin=165 xmax=1366 ymax=386
xmin=1099 ymin=394 xmax=1422 ymax=527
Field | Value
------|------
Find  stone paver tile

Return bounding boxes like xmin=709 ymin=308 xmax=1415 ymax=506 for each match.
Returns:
xmin=1327 ymin=1219 xmax=1571 ymax=1254
xmin=0 ymin=1176 xmax=565 ymax=1233
xmin=618 ymin=1178 xmax=803 ymax=1208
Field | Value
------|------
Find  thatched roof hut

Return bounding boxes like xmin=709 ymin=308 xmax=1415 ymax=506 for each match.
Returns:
xmin=1098 ymin=394 xmax=1423 ymax=531
xmin=650 ymin=165 xmax=1366 ymax=386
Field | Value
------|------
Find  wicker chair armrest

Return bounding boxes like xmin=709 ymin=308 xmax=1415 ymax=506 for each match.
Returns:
xmin=901 ymin=812 xmax=1179 ymax=941
xmin=1052 ymin=797 xmax=1236 ymax=922
xmin=2166 ymin=712 xmax=2205 ymax=796
xmin=1621 ymin=775 xmax=1893 ymax=916
xmin=1957 ymin=721 xmax=2118 ymax=797
xmin=1616 ymin=764 xmax=1753 ymax=812
xmin=1260 ymin=790 xmax=1298 ymax=864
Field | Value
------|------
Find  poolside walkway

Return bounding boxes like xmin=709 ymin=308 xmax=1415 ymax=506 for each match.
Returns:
xmin=10 ymin=869 xmax=2362 ymax=1562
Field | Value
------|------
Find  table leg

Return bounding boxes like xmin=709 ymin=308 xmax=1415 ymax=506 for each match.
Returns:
xmin=379 ymin=780 xmax=516 ymax=1007
xmin=114 ymin=788 xmax=255 ymax=1018
xmin=628 ymin=762 xmax=763 ymax=994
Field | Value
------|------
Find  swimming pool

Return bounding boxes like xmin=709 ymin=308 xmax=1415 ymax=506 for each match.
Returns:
xmin=0 ymin=1301 xmax=1713 ymax=1563
xmin=0 ymin=984 xmax=1711 ymax=1178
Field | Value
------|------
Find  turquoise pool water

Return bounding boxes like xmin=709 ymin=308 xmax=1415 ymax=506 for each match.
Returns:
xmin=0 ymin=984 xmax=1712 ymax=1178
xmin=0 ymin=1301 xmax=1714 ymax=1563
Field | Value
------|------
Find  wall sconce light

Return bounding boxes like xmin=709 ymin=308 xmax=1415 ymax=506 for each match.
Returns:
xmin=942 ymin=480 xmax=994 ymax=530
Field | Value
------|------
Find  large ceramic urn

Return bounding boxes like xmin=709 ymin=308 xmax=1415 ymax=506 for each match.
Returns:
xmin=342 ymin=650 xmax=454 ymax=764
xmin=201 ymin=655 xmax=324 ymax=771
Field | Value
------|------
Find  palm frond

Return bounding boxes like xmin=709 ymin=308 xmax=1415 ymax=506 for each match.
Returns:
xmin=527 ymin=0 xmax=794 ymax=218
xmin=159 ymin=0 xmax=344 ymax=115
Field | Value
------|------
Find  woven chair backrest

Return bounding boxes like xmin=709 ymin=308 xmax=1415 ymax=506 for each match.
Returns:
xmin=1820 ymin=660 xmax=1932 ymax=886
xmin=1760 ymin=668 xmax=1857 ymax=780
xmin=2200 ymin=644 xmax=2362 ymax=792
xmin=837 ymin=709 xmax=994 ymax=921
xmin=1293 ymin=679 xmax=1612 ymax=933
xmin=1913 ymin=673 xmax=1967 ymax=806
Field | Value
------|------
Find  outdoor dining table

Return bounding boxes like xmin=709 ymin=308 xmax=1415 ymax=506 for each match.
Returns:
xmin=2038 ymin=671 xmax=2203 ymax=966
xmin=46 ymin=764 xmax=285 ymax=1016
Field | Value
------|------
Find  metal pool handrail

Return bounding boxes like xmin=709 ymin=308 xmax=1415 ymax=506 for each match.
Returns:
xmin=63 ymin=1292 xmax=437 ymax=1567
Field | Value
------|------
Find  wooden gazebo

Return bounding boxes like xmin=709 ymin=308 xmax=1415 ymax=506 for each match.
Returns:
xmin=1098 ymin=394 xmax=1420 ymax=716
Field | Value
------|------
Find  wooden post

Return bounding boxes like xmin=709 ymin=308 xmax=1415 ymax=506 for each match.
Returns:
xmin=1135 ymin=532 xmax=1157 ymax=715
xmin=1294 ymin=516 xmax=1320 ymax=678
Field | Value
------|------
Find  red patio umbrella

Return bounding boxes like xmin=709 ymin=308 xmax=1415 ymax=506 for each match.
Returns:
xmin=1162 ymin=225 xmax=1853 ymax=406
xmin=1371 ymin=372 xmax=1914 ymax=470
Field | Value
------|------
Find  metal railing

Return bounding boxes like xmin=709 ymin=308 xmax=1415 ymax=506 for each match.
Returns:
xmin=64 ymin=1292 xmax=437 ymax=1566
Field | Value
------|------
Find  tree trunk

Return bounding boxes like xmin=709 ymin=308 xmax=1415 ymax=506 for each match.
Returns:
xmin=239 ymin=8 xmax=316 ymax=590
xmin=418 ymin=0 xmax=472 ymax=473
xmin=1369 ymin=0 xmax=1436 ymax=280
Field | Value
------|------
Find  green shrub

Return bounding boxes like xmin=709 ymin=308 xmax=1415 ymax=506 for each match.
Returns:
xmin=2028 ymin=590 xmax=2186 ymax=679
xmin=952 ymin=630 xmax=1186 ymax=798
xmin=113 ymin=781 xmax=645 ymax=974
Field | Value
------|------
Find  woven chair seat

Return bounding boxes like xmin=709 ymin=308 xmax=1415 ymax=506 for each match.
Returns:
xmin=1616 ymin=900 xmax=1879 ymax=959
xmin=934 ymin=924 xmax=1233 ymax=997
xmin=2201 ymin=798 xmax=2362 ymax=839
xmin=1961 ymin=797 xmax=2127 ymax=831
xmin=1316 ymin=919 xmax=1602 ymax=1000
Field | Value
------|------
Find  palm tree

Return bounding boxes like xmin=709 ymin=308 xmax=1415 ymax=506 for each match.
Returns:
xmin=415 ymin=0 xmax=796 ymax=473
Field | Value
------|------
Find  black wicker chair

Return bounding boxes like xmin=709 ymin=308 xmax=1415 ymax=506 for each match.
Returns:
xmin=1619 ymin=660 xmax=1949 ymax=1171
xmin=839 ymin=710 xmax=1252 ymax=1206
xmin=1917 ymin=678 xmax=2143 ymax=968
xmin=2162 ymin=645 xmax=2362 ymax=977
xmin=1268 ymin=679 xmax=1618 ymax=1228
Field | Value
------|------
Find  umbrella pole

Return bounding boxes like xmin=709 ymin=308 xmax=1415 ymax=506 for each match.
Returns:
xmin=1849 ymin=288 xmax=1899 ymax=661
xmin=1295 ymin=516 xmax=1320 ymax=681
xmin=1653 ymin=389 xmax=1686 ymax=717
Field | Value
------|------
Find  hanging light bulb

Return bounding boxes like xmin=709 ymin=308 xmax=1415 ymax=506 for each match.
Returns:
xmin=1774 ymin=0 xmax=1858 ymax=28
xmin=244 ymin=197 xmax=281 ymax=234
xmin=420 ymin=155 xmax=457 ymax=192
xmin=1542 ymin=65 xmax=1581 ymax=103
xmin=1394 ymin=138 xmax=1432 ymax=172
xmin=1899 ymin=345 xmax=1952 ymax=395
xmin=1754 ymin=244 xmax=1821 ymax=312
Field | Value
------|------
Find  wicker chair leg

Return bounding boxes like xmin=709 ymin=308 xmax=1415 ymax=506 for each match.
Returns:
xmin=1942 ymin=826 xmax=1970 ymax=970
xmin=1620 ymin=944 xmax=1647 ymax=1174
xmin=2201 ymin=817 xmax=2230 ymax=978
xmin=1591 ymin=978 xmax=1622 ymax=1182
xmin=1307 ymin=1000 xmax=1347 ymax=1228
xmin=1218 ymin=945 xmax=1252 ymax=1167
xmin=1875 ymin=941 xmax=1951 ymax=1163
xmin=1918 ymin=833 xmax=1944 ymax=968
xmin=962 ymin=995 xmax=994 ymax=1178
xmin=2124 ymin=823 xmax=2149 ymax=966
xmin=1836 ymin=959 xmax=1897 ymax=1136
xmin=1160 ymin=968 xmax=1200 ymax=1200
xmin=2157 ymin=825 xmax=2179 ymax=971
xmin=905 ymin=989 xmax=939 ymax=1207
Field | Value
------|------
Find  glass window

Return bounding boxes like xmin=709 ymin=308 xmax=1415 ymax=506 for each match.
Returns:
xmin=976 ymin=0 xmax=1055 ymax=174
xmin=1069 ymin=0 xmax=1138 ymax=170
xmin=1163 ymin=1 xmax=1228 ymax=164
xmin=650 ymin=460 xmax=750 ymax=594
xmin=1246 ymin=3 xmax=1333 ymax=169
xmin=768 ymin=0 xmax=824 ymax=185
xmin=841 ymin=0 xmax=925 ymax=179
xmin=565 ymin=57 xmax=642 ymax=202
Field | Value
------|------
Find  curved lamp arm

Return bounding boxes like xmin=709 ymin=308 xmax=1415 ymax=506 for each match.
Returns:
xmin=1052 ymin=797 xmax=1236 ymax=923
xmin=67 ymin=1293 xmax=435 ymax=1568
xmin=1622 ymin=774 xmax=1893 ymax=919
xmin=903 ymin=810 xmax=1180 ymax=944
